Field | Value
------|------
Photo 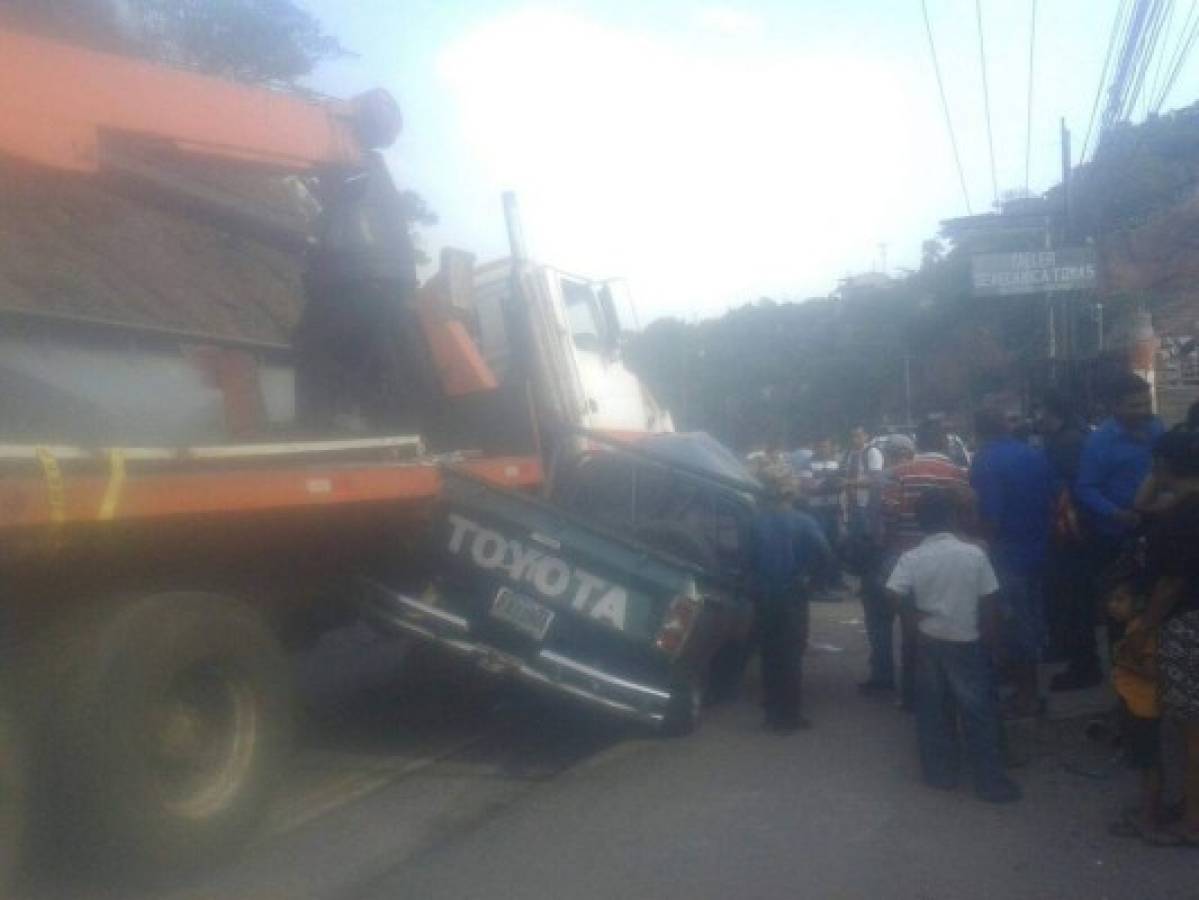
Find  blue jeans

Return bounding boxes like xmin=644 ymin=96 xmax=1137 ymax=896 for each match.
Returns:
xmin=860 ymin=551 xmax=893 ymax=685
xmin=996 ymin=565 xmax=1046 ymax=665
xmin=915 ymin=637 xmax=1006 ymax=790
xmin=810 ymin=505 xmax=842 ymax=587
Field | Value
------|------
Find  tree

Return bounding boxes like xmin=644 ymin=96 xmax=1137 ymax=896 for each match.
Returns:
xmin=0 ymin=0 xmax=349 ymax=83
xmin=397 ymin=189 xmax=437 ymax=266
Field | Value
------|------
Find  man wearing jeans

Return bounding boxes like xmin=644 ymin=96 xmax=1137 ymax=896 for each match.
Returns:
xmin=886 ymin=490 xmax=1021 ymax=803
xmin=880 ymin=420 xmax=972 ymax=709
xmin=970 ymin=409 xmax=1054 ymax=718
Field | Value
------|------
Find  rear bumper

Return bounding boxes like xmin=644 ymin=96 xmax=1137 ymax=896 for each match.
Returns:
xmin=357 ymin=578 xmax=671 ymax=727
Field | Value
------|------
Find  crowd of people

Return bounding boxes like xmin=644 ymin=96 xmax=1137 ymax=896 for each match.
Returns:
xmin=744 ymin=374 xmax=1199 ymax=831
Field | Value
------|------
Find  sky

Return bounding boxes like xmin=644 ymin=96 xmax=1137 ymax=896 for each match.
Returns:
xmin=300 ymin=0 xmax=1199 ymax=324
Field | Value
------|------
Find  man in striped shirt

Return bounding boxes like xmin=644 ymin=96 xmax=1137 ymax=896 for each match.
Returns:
xmin=879 ymin=419 xmax=974 ymax=709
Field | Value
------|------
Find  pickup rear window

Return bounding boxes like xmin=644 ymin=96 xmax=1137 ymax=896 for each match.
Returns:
xmin=557 ymin=452 xmax=750 ymax=581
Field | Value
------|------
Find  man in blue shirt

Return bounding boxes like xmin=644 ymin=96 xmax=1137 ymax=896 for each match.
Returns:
xmin=1070 ymin=373 xmax=1164 ymax=688
xmin=1075 ymin=373 xmax=1165 ymax=542
xmin=749 ymin=475 xmax=831 ymax=733
xmin=971 ymin=409 xmax=1054 ymax=718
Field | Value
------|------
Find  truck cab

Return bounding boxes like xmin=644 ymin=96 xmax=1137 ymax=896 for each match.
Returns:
xmin=472 ymin=260 xmax=674 ymax=436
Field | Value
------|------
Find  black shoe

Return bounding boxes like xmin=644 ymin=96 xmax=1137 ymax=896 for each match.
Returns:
xmin=1050 ymin=667 xmax=1103 ymax=692
xmin=858 ymin=679 xmax=896 ymax=694
xmin=976 ymin=777 xmax=1022 ymax=803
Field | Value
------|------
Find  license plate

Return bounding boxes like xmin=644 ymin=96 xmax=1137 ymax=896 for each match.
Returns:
xmin=491 ymin=588 xmax=555 ymax=640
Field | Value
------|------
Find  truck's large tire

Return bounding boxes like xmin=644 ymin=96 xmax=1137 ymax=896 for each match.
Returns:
xmin=0 ymin=701 xmax=27 ymax=897
xmin=45 ymin=593 xmax=292 ymax=874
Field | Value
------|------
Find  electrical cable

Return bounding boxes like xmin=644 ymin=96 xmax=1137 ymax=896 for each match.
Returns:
xmin=1156 ymin=1 xmax=1199 ymax=109
xmin=1081 ymin=0 xmax=1130 ymax=162
xmin=1154 ymin=0 xmax=1199 ymax=108
xmin=1148 ymin=0 xmax=1183 ymax=110
xmin=1155 ymin=0 xmax=1199 ymax=107
xmin=1125 ymin=0 xmax=1171 ymax=119
xmin=976 ymin=0 xmax=999 ymax=205
xmin=920 ymin=0 xmax=972 ymax=213
xmin=1104 ymin=0 xmax=1150 ymax=131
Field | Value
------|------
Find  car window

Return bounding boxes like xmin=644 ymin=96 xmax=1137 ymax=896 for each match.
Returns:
xmin=561 ymin=280 xmax=607 ymax=353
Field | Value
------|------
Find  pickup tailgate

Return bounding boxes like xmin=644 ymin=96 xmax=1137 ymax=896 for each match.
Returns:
xmin=361 ymin=468 xmax=712 ymax=726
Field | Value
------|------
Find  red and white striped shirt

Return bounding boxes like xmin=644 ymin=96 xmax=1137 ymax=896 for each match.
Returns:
xmin=881 ymin=452 xmax=972 ymax=553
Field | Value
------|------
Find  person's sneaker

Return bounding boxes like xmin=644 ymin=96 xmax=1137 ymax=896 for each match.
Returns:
xmin=1050 ymin=667 xmax=1103 ymax=692
xmin=976 ymin=777 xmax=1022 ymax=803
xmin=858 ymin=679 xmax=896 ymax=694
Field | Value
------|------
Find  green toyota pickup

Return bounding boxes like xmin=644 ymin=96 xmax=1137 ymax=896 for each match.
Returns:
xmin=361 ymin=433 xmax=759 ymax=734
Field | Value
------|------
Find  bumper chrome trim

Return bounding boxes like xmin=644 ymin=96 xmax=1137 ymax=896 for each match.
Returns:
xmin=538 ymin=650 xmax=671 ymax=701
xmin=359 ymin=578 xmax=471 ymax=633
xmin=357 ymin=581 xmax=667 ymax=726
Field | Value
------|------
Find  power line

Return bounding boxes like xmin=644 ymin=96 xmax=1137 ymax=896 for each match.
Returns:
xmin=1081 ymin=0 xmax=1129 ymax=162
xmin=1148 ymin=0 xmax=1181 ymax=108
xmin=1104 ymin=0 xmax=1150 ymax=131
xmin=1088 ymin=0 xmax=1167 ymax=157
xmin=1154 ymin=0 xmax=1198 ymax=108
xmin=1155 ymin=0 xmax=1199 ymax=109
xmin=1024 ymin=0 xmax=1038 ymax=191
xmin=1125 ymin=0 xmax=1172 ymax=119
xmin=976 ymin=0 xmax=999 ymax=205
xmin=920 ymin=0 xmax=972 ymax=214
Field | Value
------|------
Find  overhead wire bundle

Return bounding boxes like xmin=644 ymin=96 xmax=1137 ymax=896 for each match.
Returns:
xmin=1083 ymin=0 xmax=1199 ymax=162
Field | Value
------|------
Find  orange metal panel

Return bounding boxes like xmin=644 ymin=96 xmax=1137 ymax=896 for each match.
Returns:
xmin=0 ymin=456 xmax=542 ymax=531
xmin=0 ymin=28 xmax=364 ymax=173
xmin=416 ymin=309 xmax=499 ymax=397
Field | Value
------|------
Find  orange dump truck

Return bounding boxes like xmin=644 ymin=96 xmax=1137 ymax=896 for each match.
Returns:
xmin=0 ymin=26 xmax=563 ymax=875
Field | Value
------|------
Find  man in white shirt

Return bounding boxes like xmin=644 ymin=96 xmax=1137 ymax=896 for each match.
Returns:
xmin=844 ymin=426 xmax=885 ymax=528
xmin=886 ymin=489 xmax=1021 ymax=803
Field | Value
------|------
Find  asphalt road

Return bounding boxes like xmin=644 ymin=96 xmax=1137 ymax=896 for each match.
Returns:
xmin=25 ymin=606 xmax=1198 ymax=900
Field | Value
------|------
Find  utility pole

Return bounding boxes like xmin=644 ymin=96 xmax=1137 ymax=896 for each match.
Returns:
xmin=502 ymin=190 xmax=529 ymax=263
xmin=1060 ymin=118 xmax=1072 ymax=240
xmin=903 ymin=352 xmax=913 ymax=427
xmin=1060 ymin=118 xmax=1073 ymax=390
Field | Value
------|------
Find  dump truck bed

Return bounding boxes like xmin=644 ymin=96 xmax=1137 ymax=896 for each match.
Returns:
xmin=0 ymin=437 xmax=542 ymax=532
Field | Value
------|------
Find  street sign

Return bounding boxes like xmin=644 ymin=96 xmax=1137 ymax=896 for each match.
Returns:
xmin=971 ymin=248 xmax=1097 ymax=297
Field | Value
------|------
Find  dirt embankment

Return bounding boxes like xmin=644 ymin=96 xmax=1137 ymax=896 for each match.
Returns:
xmin=1102 ymin=186 xmax=1199 ymax=338
xmin=0 ymin=160 xmax=307 ymax=343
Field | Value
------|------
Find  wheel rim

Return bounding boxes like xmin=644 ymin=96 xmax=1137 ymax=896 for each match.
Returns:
xmin=150 ymin=663 xmax=259 ymax=821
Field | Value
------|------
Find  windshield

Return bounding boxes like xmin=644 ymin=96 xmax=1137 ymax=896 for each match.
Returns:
xmin=561 ymin=279 xmax=608 ymax=353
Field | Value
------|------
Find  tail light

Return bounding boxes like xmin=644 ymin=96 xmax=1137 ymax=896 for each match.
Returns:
xmin=655 ymin=595 xmax=700 ymax=656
